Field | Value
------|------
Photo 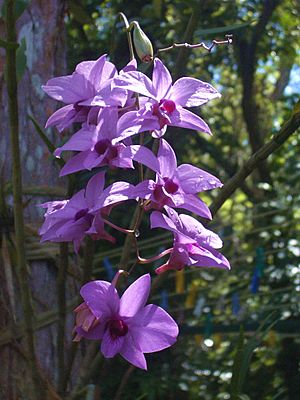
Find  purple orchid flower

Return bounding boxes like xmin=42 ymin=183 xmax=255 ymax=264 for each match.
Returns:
xmin=39 ymin=172 xmax=134 ymax=251
xmin=54 ymin=108 xmax=159 ymax=176
xmin=125 ymin=138 xmax=222 ymax=219
xmin=112 ymin=57 xmax=220 ymax=141
xmin=150 ymin=206 xmax=230 ymax=274
xmin=73 ymin=273 xmax=178 ymax=370
xmin=43 ymin=55 xmax=132 ymax=132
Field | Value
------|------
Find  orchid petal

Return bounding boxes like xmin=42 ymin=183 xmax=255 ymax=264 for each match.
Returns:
xmin=45 ymin=104 xmax=76 ymax=130
xmin=76 ymin=323 xmax=106 ymax=340
xmin=121 ymin=145 xmax=160 ymax=172
xmin=80 ymin=280 xmax=119 ymax=319
xmin=150 ymin=211 xmax=178 ymax=233
xmin=130 ymin=304 xmax=178 ymax=353
xmin=59 ymin=151 xmax=91 ymax=176
xmin=101 ymin=330 xmax=125 ymax=358
xmin=120 ymin=59 xmax=137 ymax=74
xmin=92 ymin=181 xmax=135 ymax=211
xmin=157 ymin=139 xmax=177 ymax=177
xmin=171 ymin=77 xmax=220 ymax=107
xmin=132 ymin=180 xmax=156 ymax=200
xmin=113 ymin=71 xmax=156 ymax=99
xmin=97 ymin=108 xmax=118 ymax=139
xmin=54 ymin=125 xmax=94 ymax=157
xmin=179 ymin=214 xmax=222 ymax=248
xmin=152 ymin=58 xmax=172 ymax=99
xmin=191 ymin=246 xmax=231 ymax=270
xmin=171 ymin=107 xmax=211 ymax=134
xmin=87 ymin=54 xmax=106 ymax=91
xmin=83 ymin=151 xmax=106 ymax=170
xmin=42 ymin=74 xmax=93 ymax=103
xmin=85 ymin=172 xmax=105 ymax=208
xmin=114 ymin=111 xmax=160 ymax=144
xmin=101 ymin=60 xmax=117 ymax=81
xmin=120 ymin=334 xmax=147 ymax=370
xmin=175 ymin=193 xmax=212 ymax=220
xmin=177 ymin=164 xmax=222 ymax=193
xmin=119 ymin=274 xmax=151 ymax=318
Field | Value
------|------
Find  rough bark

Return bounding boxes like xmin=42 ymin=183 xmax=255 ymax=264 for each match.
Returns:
xmin=0 ymin=1 xmax=67 ymax=398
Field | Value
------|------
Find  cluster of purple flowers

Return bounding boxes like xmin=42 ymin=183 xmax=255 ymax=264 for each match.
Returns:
xmin=40 ymin=54 xmax=230 ymax=369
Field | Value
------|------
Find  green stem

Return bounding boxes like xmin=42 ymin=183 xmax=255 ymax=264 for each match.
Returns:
xmin=57 ymin=242 xmax=68 ymax=395
xmin=119 ymin=139 xmax=158 ymax=270
xmin=62 ymin=237 xmax=95 ymax=393
xmin=5 ymin=0 xmax=44 ymax=397
xmin=113 ymin=365 xmax=135 ymax=400
xmin=118 ymin=12 xmax=135 ymax=61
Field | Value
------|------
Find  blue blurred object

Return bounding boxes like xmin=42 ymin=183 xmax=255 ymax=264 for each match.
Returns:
xmin=160 ymin=289 xmax=169 ymax=310
xmin=103 ymin=257 xmax=114 ymax=280
xmin=232 ymin=292 xmax=241 ymax=315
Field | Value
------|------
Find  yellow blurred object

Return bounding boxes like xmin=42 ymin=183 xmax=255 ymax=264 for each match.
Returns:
xmin=213 ymin=334 xmax=222 ymax=349
xmin=175 ymin=269 xmax=185 ymax=294
xmin=194 ymin=334 xmax=203 ymax=346
xmin=185 ymin=282 xmax=198 ymax=308
xmin=266 ymin=330 xmax=277 ymax=347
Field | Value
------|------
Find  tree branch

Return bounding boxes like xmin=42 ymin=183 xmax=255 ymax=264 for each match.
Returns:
xmin=236 ymin=0 xmax=280 ymax=183
xmin=209 ymin=109 xmax=300 ymax=216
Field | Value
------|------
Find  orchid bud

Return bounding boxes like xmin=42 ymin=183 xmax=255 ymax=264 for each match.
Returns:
xmin=132 ymin=21 xmax=153 ymax=63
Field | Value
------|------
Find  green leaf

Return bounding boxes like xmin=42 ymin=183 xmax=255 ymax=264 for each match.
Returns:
xmin=230 ymin=326 xmax=246 ymax=400
xmin=15 ymin=0 xmax=29 ymax=19
xmin=16 ymin=37 xmax=26 ymax=81
xmin=230 ymin=313 xmax=280 ymax=400
xmin=28 ymin=115 xmax=65 ymax=168
xmin=152 ymin=0 xmax=162 ymax=18
xmin=68 ymin=2 xmax=93 ymax=25
xmin=196 ymin=20 xmax=255 ymax=36
xmin=292 ymin=99 xmax=300 ymax=117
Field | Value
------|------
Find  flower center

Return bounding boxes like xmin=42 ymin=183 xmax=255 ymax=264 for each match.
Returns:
xmin=163 ymin=178 xmax=179 ymax=194
xmin=94 ymin=139 xmax=110 ymax=155
xmin=152 ymin=99 xmax=176 ymax=129
xmin=160 ymin=99 xmax=176 ymax=113
xmin=108 ymin=319 xmax=128 ymax=339
xmin=74 ymin=208 xmax=89 ymax=221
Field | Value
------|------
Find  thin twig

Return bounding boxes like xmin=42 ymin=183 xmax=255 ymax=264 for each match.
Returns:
xmin=113 ymin=365 xmax=136 ymax=400
xmin=157 ymin=35 xmax=233 ymax=55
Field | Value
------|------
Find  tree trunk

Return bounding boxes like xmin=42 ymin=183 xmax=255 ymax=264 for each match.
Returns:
xmin=0 ymin=1 xmax=67 ymax=397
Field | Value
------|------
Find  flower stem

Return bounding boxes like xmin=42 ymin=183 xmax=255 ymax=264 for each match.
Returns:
xmin=62 ymin=237 xmax=95 ymax=393
xmin=118 ymin=12 xmax=135 ymax=61
xmin=57 ymin=242 xmax=68 ymax=395
xmin=103 ymin=218 xmax=135 ymax=234
xmin=5 ymin=0 xmax=44 ymax=397
xmin=137 ymin=248 xmax=173 ymax=264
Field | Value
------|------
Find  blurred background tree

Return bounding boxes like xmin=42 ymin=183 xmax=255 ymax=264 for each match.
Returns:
xmin=0 ymin=0 xmax=299 ymax=399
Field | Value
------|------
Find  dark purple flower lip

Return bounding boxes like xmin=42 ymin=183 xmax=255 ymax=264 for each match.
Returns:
xmin=159 ymin=99 xmax=176 ymax=113
xmin=94 ymin=139 xmax=111 ymax=155
xmin=163 ymin=177 xmax=179 ymax=194
xmin=108 ymin=319 xmax=128 ymax=339
xmin=74 ymin=208 xmax=89 ymax=221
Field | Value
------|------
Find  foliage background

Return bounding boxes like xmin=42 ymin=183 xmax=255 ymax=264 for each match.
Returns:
xmin=0 ymin=0 xmax=299 ymax=399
